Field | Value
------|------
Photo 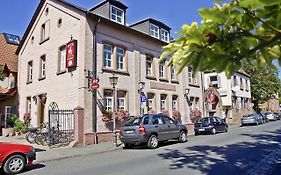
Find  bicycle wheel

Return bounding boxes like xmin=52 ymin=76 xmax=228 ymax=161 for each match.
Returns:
xmin=25 ymin=132 xmax=37 ymax=144
xmin=40 ymin=133 xmax=50 ymax=146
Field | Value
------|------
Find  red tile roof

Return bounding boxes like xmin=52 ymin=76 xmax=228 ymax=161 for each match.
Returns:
xmin=0 ymin=33 xmax=18 ymax=72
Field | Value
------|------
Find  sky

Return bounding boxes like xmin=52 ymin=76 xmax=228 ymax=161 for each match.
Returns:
xmin=0 ymin=0 xmax=280 ymax=78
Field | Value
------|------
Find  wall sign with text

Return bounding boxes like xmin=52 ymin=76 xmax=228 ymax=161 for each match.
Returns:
xmin=66 ymin=40 xmax=77 ymax=68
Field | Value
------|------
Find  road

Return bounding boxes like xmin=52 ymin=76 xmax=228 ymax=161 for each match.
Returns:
xmin=22 ymin=120 xmax=281 ymax=175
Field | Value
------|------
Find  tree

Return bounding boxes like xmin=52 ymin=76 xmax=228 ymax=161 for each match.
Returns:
xmin=160 ymin=0 xmax=281 ymax=78
xmin=242 ymin=62 xmax=281 ymax=111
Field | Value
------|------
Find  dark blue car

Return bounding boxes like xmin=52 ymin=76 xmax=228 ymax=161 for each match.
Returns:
xmin=194 ymin=116 xmax=228 ymax=135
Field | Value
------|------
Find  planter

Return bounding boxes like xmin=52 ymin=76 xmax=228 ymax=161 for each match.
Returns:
xmin=2 ymin=128 xmax=15 ymax=137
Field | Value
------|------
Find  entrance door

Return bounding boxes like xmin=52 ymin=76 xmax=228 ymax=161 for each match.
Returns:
xmin=37 ymin=97 xmax=46 ymax=126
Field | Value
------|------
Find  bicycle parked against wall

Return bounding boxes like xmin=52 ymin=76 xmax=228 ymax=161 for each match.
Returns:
xmin=25 ymin=122 xmax=48 ymax=144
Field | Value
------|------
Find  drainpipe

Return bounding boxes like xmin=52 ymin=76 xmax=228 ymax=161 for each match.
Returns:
xmin=92 ymin=17 xmax=101 ymax=143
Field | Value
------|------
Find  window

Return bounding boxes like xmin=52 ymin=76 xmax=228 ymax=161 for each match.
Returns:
xmin=195 ymin=97 xmax=199 ymax=109
xmin=58 ymin=45 xmax=66 ymax=72
xmin=150 ymin=24 xmax=159 ymax=39
xmin=245 ymin=80 xmax=249 ymax=91
xmin=161 ymin=116 xmax=174 ymax=124
xmin=27 ymin=61 xmax=33 ymax=82
xmin=103 ymin=44 xmax=112 ymax=68
xmin=188 ymin=67 xmax=198 ymax=85
xmin=40 ymin=20 xmax=50 ymax=42
xmin=111 ymin=6 xmax=124 ymax=24
xmin=159 ymin=62 xmax=165 ymax=78
xmin=104 ymin=90 xmax=113 ymax=111
xmin=190 ymin=97 xmax=195 ymax=110
xmin=233 ymin=76 xmax=237 ymax=86
xmin=210 ymin=75 xmax=221 ymax=88
xmin=143 ymin=116 xmax=150 ymax=125
xmin=160 ymin=29 xmax=169 ymax=42
xmin=40 ymin=55 xmax=46 ymax=79
xmin=26 ymin=97 xmax=31 ymax=113
xmin=147 ymin=93 xmax=155 ymax=110
xmin=146 ymin=56 xmax=153 ymax=76
xmin=5 ymin=106 xmax=16 ymax=128
xmin=8 ymin=74 xmax=15 ymax=89
xmin=116 ymin=47 xmax=125 ymax=70
xmin=171 ymin=67 xmax=176 ymax=80
xmin=172 ymin=95 xmax=178 ymax=110
xmin=240 ymin=78 xmax=243 ymax=90
xmin=117 ymin=91 xmax=126 ymax=110
xmin=160 ymin=94 xmax=167 ymax=111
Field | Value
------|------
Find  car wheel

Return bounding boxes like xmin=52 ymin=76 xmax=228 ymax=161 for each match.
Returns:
xmin=178 ymin=131 xmax=187 ymax=143
xmin=225 ymin=127 xmax=228 ymax=132
xmin=195 ymin=132 xmax=199 ymax=136
xmin=3 ymin=154 xmax=26 ymax=174
xmin=256 ymin=121 xmax=259 ymax=126
xmin=211 ymin=128 xmax=216 ymax=135
xmin=147 ymin=135 xmax=158 ymax=149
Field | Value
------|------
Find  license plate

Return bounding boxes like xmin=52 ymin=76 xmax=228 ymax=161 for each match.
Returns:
xmin=125 ymin=130 xmax=134 ymax=134
xmin=198 ymin=128 xmax=205 ymax=131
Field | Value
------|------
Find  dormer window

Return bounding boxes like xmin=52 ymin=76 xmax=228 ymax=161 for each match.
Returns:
xmin=110 ymin=6 xmax=124 ymax=24
xmin=161 ymin=29 xmax=169 ymax=42
xmin=150 ymin=24 xmax=159 ymax=39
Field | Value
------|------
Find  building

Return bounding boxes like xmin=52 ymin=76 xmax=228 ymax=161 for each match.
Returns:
xmin=0 ymin=33 xmax=20 ymax=134
xmin=260 ymin=94 xmax=280 ymax=112
xmin=203 ymin=71 xmax=253 ymax=124
xmin=16 ymin=0 xmax=204 ymax=143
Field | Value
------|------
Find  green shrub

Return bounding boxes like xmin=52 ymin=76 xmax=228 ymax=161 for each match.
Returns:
xmin=14 ymin=118 xmax=28 ymax=133
xmin=6 ymin=114 xmax=18 ymax=127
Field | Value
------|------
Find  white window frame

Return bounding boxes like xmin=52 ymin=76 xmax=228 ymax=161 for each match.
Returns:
xmin=40 ymin=20 xmax=50 ymax=42
xmin=160 ymin=95 xmax=167 ymax=111
xmin=150 ymin=24 xmax=159 ymax=39
xmin=103 ymin=44 xmax=112 ymax=68
xmin=116 ymin=47 xmax=125 ymax=70
xmin=188 ymin=67 xmax=192 ymax=84
xmin=40 ymin=55 xmax=46 ymax=78
xmin=27 ymin=61 xmax=33 ymax=82
xmin=147 ymin=93 xmax=155 ymax=110
xmin=117 ymin=96 xmax=125 ymax=110
xmin=172 ymin=96 xmax=178 ymax=110
xmin=27 ymin=97 xmax=31 ymax=114
xmin=110 ymin=6 xmax=124 ymax=24
xmin=159 ymin=63 xmax=165 ymax=78
xmin=58 ymin=45 xmax=66 ymax=72
xmin=160 ymin=29 xmax=169 ymax=42
xmin=105 ymin=96 xmax=113 ymax=111
xmin=146 ymin=56 xmax=153 ymax=76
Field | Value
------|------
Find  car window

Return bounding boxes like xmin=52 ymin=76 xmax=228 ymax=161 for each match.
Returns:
xmin=215 ymin=117 xmax=222 ymax=123
xmin=161 ymin=116 xmax=174 ymax=124
xmin=125 ymin=117 xmax=141 ymax=126
xmin=143 ymin=116 xmax=150 ymax=125
xmin=152 ymin=116 xmax=159 ymax=125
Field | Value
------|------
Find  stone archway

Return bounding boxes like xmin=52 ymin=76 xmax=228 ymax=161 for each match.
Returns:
xmin=204 ymin=87 xmax=223 ymax=118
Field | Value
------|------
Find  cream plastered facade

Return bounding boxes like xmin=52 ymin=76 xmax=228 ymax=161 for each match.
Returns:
xmin=17 ymin=0 xmax=204 ymax=134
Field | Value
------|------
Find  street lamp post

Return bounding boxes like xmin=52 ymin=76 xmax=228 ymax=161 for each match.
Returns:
xmin=109 ymin=74 xmax=118 ymax=147
xmin=138 ymin=82 xmax=145 ymax=115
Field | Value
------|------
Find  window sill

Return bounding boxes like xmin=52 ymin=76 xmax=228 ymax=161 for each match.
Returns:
xmin=39 ymin=37 xmax=50 ymax=45
xmin=171 ymin=80 xmax=179 ymax=84
xmin=146 ymin=76 xmax=157 ymax=80
xmin=159 ymin=78 xmax=169 ymax=82
xmin=189 ymin=84 xmax=200 ymax=88
xmin=38 ymin=77 xmax=46 ymax=81
xmin=57 ymin=70 xmax=66 ymax=75
xmin=26 ymin=81 xmax=32 ymax=85
xmin=102 ymin=68 xmax=130 ymax=76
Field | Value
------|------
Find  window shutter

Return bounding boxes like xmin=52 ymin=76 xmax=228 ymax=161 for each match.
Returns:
xmin=218 ymin=76 xmax=221 ymax=88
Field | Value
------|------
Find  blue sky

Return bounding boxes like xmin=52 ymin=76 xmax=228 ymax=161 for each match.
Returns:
xmin=0 ymin=0 xmax=280 ymax=78
xmin=0 ymin=0 xmax=213 ymax=38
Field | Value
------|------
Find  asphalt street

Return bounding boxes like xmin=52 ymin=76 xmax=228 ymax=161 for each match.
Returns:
xmin=21 ymin=120 xmax=281 ymax=175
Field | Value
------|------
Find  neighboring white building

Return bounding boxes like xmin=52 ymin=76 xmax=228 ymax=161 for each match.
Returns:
xmin=203 ymin=71 xmax=253 ymax=124
xmin=16 ymin=0 xmax=204 ymax=143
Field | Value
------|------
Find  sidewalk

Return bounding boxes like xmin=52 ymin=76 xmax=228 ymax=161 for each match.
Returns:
xmin=0 ymin=135 xmax=121 ymax=162
xmin=0 ymin=124 xmax=240 ymax=163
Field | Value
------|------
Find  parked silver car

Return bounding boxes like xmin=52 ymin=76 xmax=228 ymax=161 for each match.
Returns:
xmin=264 ymin=112 xmax=278 ymax=121
xmin=241 ymin=113 xmax=263 ymax=126
xmin=119 ymin=114 xmax=188 ymax=149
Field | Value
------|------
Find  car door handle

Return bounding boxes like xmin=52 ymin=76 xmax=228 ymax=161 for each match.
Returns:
xmin=154 ymin=125 xmax=158 ymax=128
xmin=167 ymin=125 xmax=171 ymax=128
